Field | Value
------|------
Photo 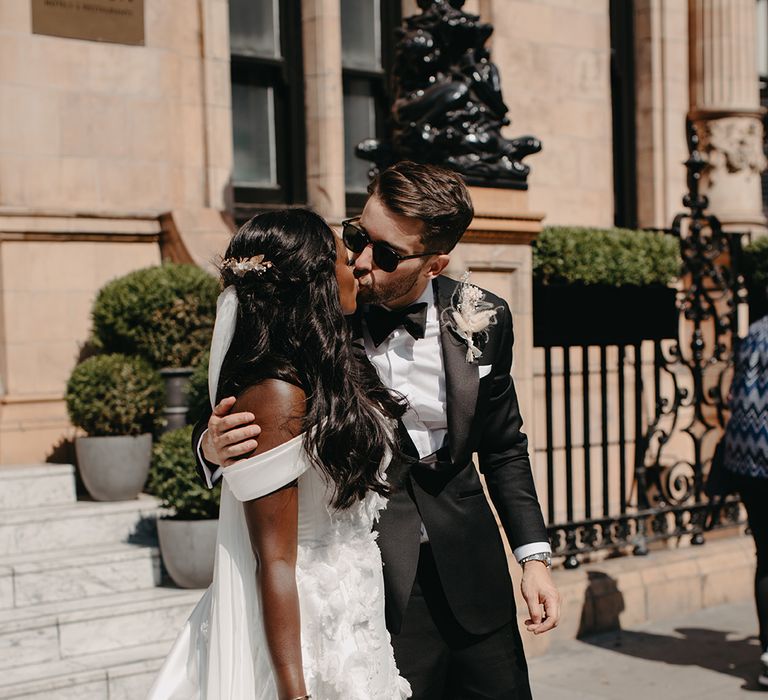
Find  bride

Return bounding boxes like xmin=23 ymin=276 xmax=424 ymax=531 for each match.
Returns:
xmin=148 ymin=209 xmax=411 ymax=699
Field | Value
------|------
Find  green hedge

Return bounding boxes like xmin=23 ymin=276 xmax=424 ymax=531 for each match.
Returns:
xmin=65 ymin=354 xmax=165 ymax=436
xmin=91 ymin=263 xmax=219 ymax=369
xmin=186 ymin=353 xmax=211 ymax=426
xmin=148 ymin=425 xmax=220 ymax=520
xmin=533 ymin=226 xmax=680 ymax=287
xmin=743 ymin=237 xmax=768 ymax=294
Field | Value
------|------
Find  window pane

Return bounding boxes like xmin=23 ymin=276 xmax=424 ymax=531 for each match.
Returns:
xmin=341 ymin=0 xmax=381 ymax=70
xmin=344 ymin=80 xmax=377 ymax=192
xmin=232 ymin=82 xmax=277 ymax=186
xmin=759 ymin=0 xmax=768 ymax=77
xmin=229 ymin=0 xmax=281 ymax=58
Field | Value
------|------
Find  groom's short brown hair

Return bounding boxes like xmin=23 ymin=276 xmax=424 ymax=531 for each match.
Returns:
xmin=367 ymin=161 xmax=474 ymax=253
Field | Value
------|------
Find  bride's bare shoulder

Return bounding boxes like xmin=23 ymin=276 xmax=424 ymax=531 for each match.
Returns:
xmin=232 ymin=379 xmax=306 ymax=455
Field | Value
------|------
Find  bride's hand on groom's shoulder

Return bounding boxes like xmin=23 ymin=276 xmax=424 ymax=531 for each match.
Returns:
xmin=204 ymin=397 xmax=262 ymax=468
xmin=521 ymin=562 xmax=561 ymax=635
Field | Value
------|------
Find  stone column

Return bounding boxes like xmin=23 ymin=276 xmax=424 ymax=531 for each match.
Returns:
xmin=302 ymin=0 xmax=346 ymax=222
xmin=200 ymin=0 xmax=234 ymax=211
xmin=689 ymin=0 xmax=767 ymax=233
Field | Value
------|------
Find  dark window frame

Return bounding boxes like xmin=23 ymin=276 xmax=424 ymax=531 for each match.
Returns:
xmin=230 ymin=0 xmax=306 ymax=220
xmin=343 ymin=0 xmax=402 ymax=215
xmin=609 ymin=0 xmax=638 ymax=229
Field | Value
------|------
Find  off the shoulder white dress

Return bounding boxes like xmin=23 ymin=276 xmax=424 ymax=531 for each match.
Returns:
xmin=147 ymin=434 xmax=411 ymax=699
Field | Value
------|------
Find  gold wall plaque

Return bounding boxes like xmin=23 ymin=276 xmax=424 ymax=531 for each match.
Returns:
xmin=32 ymin=0 xmax=144 ymax=46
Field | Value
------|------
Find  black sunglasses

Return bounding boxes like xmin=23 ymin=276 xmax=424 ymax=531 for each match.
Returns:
xmin=341 ymin=218 xmax=442 ymax=273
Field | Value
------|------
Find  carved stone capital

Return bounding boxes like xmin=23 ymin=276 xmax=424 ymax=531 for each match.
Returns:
xmin=689 ymin=114 xmax=767 ymax=231
xmin=698 ymin=116 xmax=767 ymax=176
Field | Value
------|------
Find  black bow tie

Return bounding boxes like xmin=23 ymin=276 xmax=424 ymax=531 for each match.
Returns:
xmin=365 ymin=302 xmax=429 ymax=347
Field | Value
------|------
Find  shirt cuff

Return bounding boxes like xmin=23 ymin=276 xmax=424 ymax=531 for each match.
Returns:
xmin=513 ymin=541 xmax=552 ymax=563
xmin=197 ymin=430 xmax=223 ymax=489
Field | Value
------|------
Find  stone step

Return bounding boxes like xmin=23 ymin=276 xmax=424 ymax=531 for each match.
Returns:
xmin=0 ymin=495 xmax=161 ymax=556
xmin=0 ymin=464 xmax=76 ymax=510
xmin=0 ymin=543 xmax=161 ymax=610
xmin=0 ymin=586 xmax=202 ymax=672
xmin=0 ymin=641 xmax=169 ymax=700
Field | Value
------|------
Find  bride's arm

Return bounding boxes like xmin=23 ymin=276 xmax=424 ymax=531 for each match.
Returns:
xmin=232 ymin=380 xmax=308 ymax=700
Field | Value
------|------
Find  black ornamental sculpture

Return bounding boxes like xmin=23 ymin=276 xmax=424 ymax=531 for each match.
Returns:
xmin=356 ymin=0 xmax=541 ymax=189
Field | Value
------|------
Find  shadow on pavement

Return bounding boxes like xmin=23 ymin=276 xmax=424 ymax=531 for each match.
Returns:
xmin=582 ymin=627 xmax=764 ymax=692
xmin=577 ymin=572 xmax=764 ymax=692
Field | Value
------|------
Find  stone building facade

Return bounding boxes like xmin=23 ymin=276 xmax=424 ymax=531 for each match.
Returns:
xmin=0 ymin=0 xmax=765 ymax=464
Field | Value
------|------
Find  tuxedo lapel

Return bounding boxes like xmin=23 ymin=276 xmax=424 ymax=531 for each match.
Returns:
xmin=435 ymin=277 xmax=479 ymax=465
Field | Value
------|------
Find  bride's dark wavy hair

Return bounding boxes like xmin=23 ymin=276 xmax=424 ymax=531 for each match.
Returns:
xmin=216 ymin=209 xmax=405 ymax=509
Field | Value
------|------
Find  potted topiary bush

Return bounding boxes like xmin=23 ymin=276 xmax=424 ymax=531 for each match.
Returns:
xmin=66 ymin=353 xmax=164 ymax=501
xmin=90 ymin=263 xmax=219 ymax=432
xmin=532 ymin=226 xmax=681 ymax=346
xmin=148 ymin=425 xmax=221 ymax=588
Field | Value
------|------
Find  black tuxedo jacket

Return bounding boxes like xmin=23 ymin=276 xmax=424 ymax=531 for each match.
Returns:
xmin=371 ymin=275 xmax=548 ymax=635
xmin=192 ymin=275 xmax=548 ymax=636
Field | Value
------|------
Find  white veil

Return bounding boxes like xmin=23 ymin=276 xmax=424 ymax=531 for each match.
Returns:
xmin=147 ymin=281 xmax=278 ymax=699
xmin=207 ymin=285 xmax=239 ymax=408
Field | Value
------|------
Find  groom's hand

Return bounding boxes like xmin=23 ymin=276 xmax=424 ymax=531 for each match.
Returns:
xmin=203 ymin=397 xmax=262 ymax=468
xmin=521 ymin=561 xmax=561 ymax=635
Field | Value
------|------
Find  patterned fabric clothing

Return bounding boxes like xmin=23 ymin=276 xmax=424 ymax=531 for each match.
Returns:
xmin=725 ymin=316 xmax=768 ymax=479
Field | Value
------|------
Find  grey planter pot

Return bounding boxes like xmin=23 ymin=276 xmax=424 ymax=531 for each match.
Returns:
xmin=159 ymin=367 xmax=193 ymax=433
xmin=75 ymin=433 xmax=152 ymax=501
xmin=157 ymin=518 xmax=217 ymax=589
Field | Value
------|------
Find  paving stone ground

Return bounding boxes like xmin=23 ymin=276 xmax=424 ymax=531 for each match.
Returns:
xmin=529 ymin=601 xmax=766 ymax=699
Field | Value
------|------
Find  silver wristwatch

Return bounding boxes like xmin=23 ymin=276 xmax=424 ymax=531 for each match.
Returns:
xmin=519 ymin=552 xmax=552 ymax=568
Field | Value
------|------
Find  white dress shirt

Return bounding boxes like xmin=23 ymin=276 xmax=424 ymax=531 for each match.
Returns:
xmin=198 ymin=438 xmax=221 ymax=490
xmin=364 ymin=284 xmax=447 ymax=459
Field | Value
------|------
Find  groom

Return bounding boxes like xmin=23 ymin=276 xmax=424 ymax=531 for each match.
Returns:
xmin=195 ymin=161 xmax=560 ymax=699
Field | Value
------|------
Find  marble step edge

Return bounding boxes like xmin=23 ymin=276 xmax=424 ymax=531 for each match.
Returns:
xmin=0 ymin=541 xmax=159 ymax=574
xmin=0 ymin=464 xmax=74 ymax=479
xmin=0 ymin=464 xmax=77 ymax=511
xmin=0 ymin=494 xmax=161 ymax=525
xmin=0 ymin=586 xmax=202 ymax=631
xmin=0 ymin=640 xmax=169 ymax=695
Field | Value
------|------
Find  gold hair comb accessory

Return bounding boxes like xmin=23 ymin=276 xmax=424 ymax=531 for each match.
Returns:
xmin=221 ymin=254 xmax=273 ymax=277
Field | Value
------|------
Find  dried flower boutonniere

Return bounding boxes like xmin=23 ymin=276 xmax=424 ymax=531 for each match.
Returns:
xmin=441 ymin=272 xmax=500 ymax=363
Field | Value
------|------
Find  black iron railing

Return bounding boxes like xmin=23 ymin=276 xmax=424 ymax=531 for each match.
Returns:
xmin=539 ymin=342 xmax=651 ymax=567
xmin=540 ymin=121 xmax=746 ymax=568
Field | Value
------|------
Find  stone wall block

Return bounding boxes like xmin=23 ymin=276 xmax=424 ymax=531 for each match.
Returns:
xmin=203 ymin=105 xmax=233 ymax=171
xmin=146 ymin=0 xmax=201 ymax=53
xmin=202 ymin=58 xmax=230 ymax=109
xmin=0 ymin=0 xmax=31 ymax=30
xmin=180 ymin=104 xmax=206 ymax=170
xmin=0 ymin=84 xmax=59 ymax=157
xmin=180 ymin=56 xmax=204 ymax=107
xmin=128 ymin=100 xmax=176 ymax=163
xmin=202 ymin=0 xmax=231 ymax=61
